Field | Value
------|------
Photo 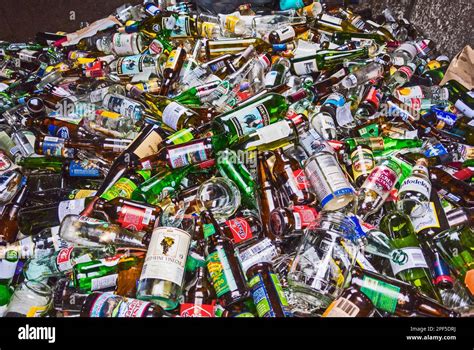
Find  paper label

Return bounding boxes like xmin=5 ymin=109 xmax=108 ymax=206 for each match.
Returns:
xmin=91 ymin=274 xmax=118 ymax=291
xmin=179 ymin=303 xmax=215 ymax=317
xmin=323 ymin=297 xmax=361 ymax=317
xmin=390 ymin=247 xmax=429 ymax=275
xmin=411 ymin=202 xmax=440 ymax=233
xmin=224 ymin=218 xmax=253 ymax=244
xmin=162 ymin=102 xmax=187 ymax=130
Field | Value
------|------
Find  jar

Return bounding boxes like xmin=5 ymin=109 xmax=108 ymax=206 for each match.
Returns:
xmin=287 ymin=212 xmax=357 ymax=313
xmin=5 ymin=281 xmax=51 ymax=317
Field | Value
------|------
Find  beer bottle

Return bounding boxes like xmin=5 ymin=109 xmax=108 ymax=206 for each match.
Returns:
xmin=100 ymin=169 xmax=151 ymax=202
xmin=269 ymin=205 xmax=318 ymax=238
xmin=23 ymin=115 xmax=96 ymax=140
xmin=180 ymin=259 xmax=217 ymax=317
xmin=429 ymin=167 xmax=474 ymax=207
xmin=350 ymin=145 xmax=375 ymax=188
xmin=93 ymin=197 xmax=162 ymax=233
xmin=380 ymin=201 xmax=442 ymax=302
xmin=323 ymin=286 xmax=376 ymax=317
xmin=345 ymin=136 xmax=423 ymax=156
xmin=202 ymin=210 xmax=248 ymax=307
xmin=272 ymin=147 xmax=316 ymax=206
xmin=220 ymin=211 xmax=263 ymax=248
xmin=0 ymin=177 xmax=28 ymax=243
xmin=350 ymin=267 xmax=457 ymax=317
xmin=246 ymin=262 xmax=292 ymax=317
xmin=445 ymin=207 xmax=474 ymax=229
xmin=81 ymin=292 xmax=167 ymax=317
xmin=115 ymin=251 xmax=146 ymax=298
xmin=159 ymin=47 xmax=187 ymax=96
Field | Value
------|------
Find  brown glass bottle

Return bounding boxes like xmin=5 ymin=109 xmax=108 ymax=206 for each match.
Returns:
xmin=24 ymin=115 xmax=96 ymax=140
xmin=269 ymin=205 xmax=318 ymax=238
xmin=220 ymin=212 xmax=263 ymax=248
xmin=180 ymin=262 xmax=217 ymax=317
xmin=272 ymin=148 xmax=315 ymax=206
xmin=202 ymin=210 xmax=248 ymax=308
xmin=429 ymin=167 xmax=474 ymax=207
xmin=0 ymin=180 xmax=28 ymax=243
xmin=257 ymin=151 xmax=283 ymax=242
xmin=350 ymin=267 xmax=458 ymax=317
xmin=115 ymin=251 xmax=145 ymax=298
xmin=160 ymin=47 xmax=187 ymax=96
xmin=323 ymin=286 xmax=376 ymax=317
xmin=94 ymin=197 xmax=161 ymax=233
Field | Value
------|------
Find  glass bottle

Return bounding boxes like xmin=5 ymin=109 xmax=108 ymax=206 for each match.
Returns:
xmin=350 ymin=145 xmax=375 ymax=188
xmin=322 ymin=286 xmax=376 ymax=317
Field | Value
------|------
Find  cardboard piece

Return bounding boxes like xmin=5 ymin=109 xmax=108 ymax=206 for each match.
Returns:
xmin=440 ymin=45 xmax=474 ymax=89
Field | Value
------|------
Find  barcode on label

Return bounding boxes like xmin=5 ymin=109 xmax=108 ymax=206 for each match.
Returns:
xmin=334 ymin=298 xmax=359 ymax=316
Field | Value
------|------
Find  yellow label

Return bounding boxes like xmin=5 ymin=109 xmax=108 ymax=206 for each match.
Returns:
xmin=98 ymin=110 xmax=121 ymax=119
xmin=74 ymin=189 xmax=97 ymax=199
xmin=426 ymin=60 xmax=441 ymax=70
xmin=296 ymin=30 xmax=311 ymax=41
xmin=201 ymin=22 xmax=218 ymax=39
xmin=389 ymin=66 xmax=397 ymax=75
xmin=45 ymin=66 xmax=55 ymax=73
xmin=225 ymin=16 xmax=239 ymax=32
xmin=398 ymin=87 xmax=412 ymax=95
xmin=77 ymin=57 xmax=96 ymax=65
xmin=26 ymin=305 xmax=48 ymax=317
xmin=164 ymin=49 xmax=178 ymax=70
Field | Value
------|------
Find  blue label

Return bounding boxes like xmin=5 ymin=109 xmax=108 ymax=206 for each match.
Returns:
xmin=424 ymin=142 xmax=447 ymax=157
xmin=321 ymin=188 xmax=354 ymax=208
xmin=324 ymin=93 xmax=345 ymax=108
xmin=432 ymin=108 xmax=457 ymax=127
xmin=69 ymin=160 xmax=100 ymax=178
xmin=279 ymin=0 xmax=305 ymax=10
xmin=42 ymin=137 xmax=74 ymax=158
xmin=272 ymin=44 xmax=287 ymax=52
xmin=48 ymin=124 xmax=70 ymax=139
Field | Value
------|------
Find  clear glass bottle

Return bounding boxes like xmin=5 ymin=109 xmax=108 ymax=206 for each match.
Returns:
xmin=287 ymin=212 xmax=357 ymax=313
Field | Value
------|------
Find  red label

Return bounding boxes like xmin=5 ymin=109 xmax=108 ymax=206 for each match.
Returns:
xmin=224 ymin=217 xmax=253 ymax=244
xmin=117 ymin=204 xmax=147 ymax=231
xmin=179 ymin=303 xmax=215 ymax=317
xmin=409 ymin=98 xmax=421 ymax=110
xmin=293 ymin=169 xmax=310 ymax=190
xmin=293 ymin=206 xmax=318 ymax=227
xmin=398 ymin=65 xmax=414 ymax=79
xmin=365 ymin=87 xmax=380 ymax=109
xmin=366 ymin=166 xmax=398 ymax=193
xmin=57 ymin=247 xmax=74 ymax=265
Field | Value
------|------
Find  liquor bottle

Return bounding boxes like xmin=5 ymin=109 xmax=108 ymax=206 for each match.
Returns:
xmin=350 ymin=145 xmax=375 ymax=188
xmin=212 ymin=93 xmax=289 ymax=147
xmin=269 ymin=205 xmax=318 ymax=238
xmin=383 ymin=63 xmax=416 ymax=94
xmin=81 ymin=292 xmax=168 ymax=317
xmin=304 ymin=148 xmax=357 ymax=212
xmin=432 ymin=227 xmax=474 ymax=297
xmin=396 ymin=158 xmax=432 ymax=218
xmin=0 ymin=178 xmax=28 ymax=243
xmin=136 ymin=226 xmax=192 ymax=310
xmin=290 ymin=47 xmax=370 ymax=76
xmin=350 ymin=267 xmax=457 ymax=317
xmin=257 ymin=151 xmax=283 ymax=241
xmin=357 ymin=159 xmax=401 ymax=220
xmin=24 ymin=246 xmax=110 ymax=281
xmin=429 ymin=167 xmax=474 ymax=207
xmin=202 ymin=210 xmax=248 ymax=307
xmin=345 ymin=137 xmax=423 ymax=155
xmin=159 ymin=47 xmax=186 ymax=96
xmin=115 ymin=251 xmax=145 ymax=298
xmin=72 ymin=254 xmax=126 ymax=292
xmin=339 ymin=62 xmax=386 ymax=89
xmin=268 ymin=24 xmax=309 ymax=44
xmin=380 ymin=201 xmax=442 ymax=302
xmin=179 ymin=259 xmax=217 ymax=317
xmin=93 ymin=197 xmax=162 ymax=233
xmin=246 ymin=262 xmax=292 ymax=317
xmin=272 ymin=147 xmax=315 ymax=205
xmin=216 ymin=149 xmax=256 ymax=208
xmin=59 ymin=215 xmax=148 ymax=249
xmin=323 ymin=286 xmax=376 ymax=317
xmin=100 ymin=170 xmax=151 ymax=202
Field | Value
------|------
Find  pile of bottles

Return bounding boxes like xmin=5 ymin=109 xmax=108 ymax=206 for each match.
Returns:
xmin=0 ymin=0 xmax=472 ymax=318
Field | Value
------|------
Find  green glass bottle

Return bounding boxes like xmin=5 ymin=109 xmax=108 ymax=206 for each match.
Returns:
xmin=216 ymin=149 xmax=256 ymax=208
xmin=18 ymin=157 xmax=63 ymax=172
xmin=100 ymin=170 xmax=151 ymax=202
xmin=0 ymin=249 xmax=17 ymax=310
xmin=174 ymin=81 xmax=221 ymax=106
xmin=432 ymin=226 xmax=474 ymax=298
xmin=331 ymin=31 xmax=387 ymax=45
xmin=345 ymin=137 xmax=423 ymax=155
xmin=212 ymin=93 xmax=289 ymax=147
xmin=380 ymin=201 xmax=442 ymax=302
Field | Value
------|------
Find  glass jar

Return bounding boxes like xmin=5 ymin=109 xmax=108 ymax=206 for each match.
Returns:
xmin=287 ymin=212 xmax=357 ymax=314
xmin=197 ymin=177 xmax=241 ymax=221
xmin=5 ymin=281 xmax=51 ymax=317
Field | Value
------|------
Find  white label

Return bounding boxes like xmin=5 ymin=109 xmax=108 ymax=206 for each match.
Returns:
xmin=162 ymin=102 xmax=187 ymax=130
xmin=275 ymin=26 xmax=296 ymax=42
xmin=89 ymin=87 xmax=110 ymax=103
xmin=264 ymin=71 xmax=279 ymax=87
xmin=0 ymin=258 xmax=17 ymax=279
xmin=293 ymin=212 xmax=303 ymax=230
xmin=238 ymin=239 xmax=278 ymax=274
xmin=112 ymin=33 xmax=138 ymax=56
xmin=336 ymin=102 xmax=354 ymax=126
xmin=325 ymin=297 xmax=360 ymax=317
xmin=58 ymin=198 xmax=86 ymax=221
xmin=140 ymin=227 xmax=191 ymax=285
xmin=91 ymin=273 xmax=118 ymax=291
xmin=292 ymin=57 xmax=318 ymax=75
xmin=455 ymin=99 xmax=474 ymax=118
xmin=410 ymin=202 xmax=440 ymax=233
xmin=244 ymin=121 xmax=292 ymax=149
xmin=320 ymin=14 xmax=342 ymax=26
xmin=390 ymin=247 xmax=428 ymax=275
xmin=399 ymin=176 xmax=431 ymax=199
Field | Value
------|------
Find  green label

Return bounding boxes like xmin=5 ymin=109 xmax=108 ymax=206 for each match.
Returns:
xmin=358 ymin=123 xmax=379 ymax=138
xmin=101 ymin=177 xmax=138 ymax=201
xmin=206 ymin=251 xmax=230 ymax=297
xmin=270 ymin=273 xmax=289 ymax=308
xmin=203 ymin=223 xmax=216 ymax=238
xmin=167 ymin=129 xmax=194 ymax=145
xmin=248 ymin=274 xmax=272 ymax=317
xmin=360 ymin=276 xmax=400 ymax=314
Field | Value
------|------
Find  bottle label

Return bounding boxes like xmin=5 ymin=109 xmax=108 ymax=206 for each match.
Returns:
xmin=68 ymin=160 xmax=101 ymax=178
xmin=56 ymin=246 xmax=75 ymax=272
xmin=238 ymin=238 xmax=278 ymax=274
xmin=112 ymin=33 xmax=139 ymax=56
xmin=410 ymin=202 xmax=440 ymax=233
xmin=179 ymin=303 xmax=215 ymax=317
xmin=399 ymin=175 xmax=431 ymax=200
xmin=0 ymin=152 xmax=13 ymax=173
xmin=319 ymin=14 xmax=343 ymax=28
xmin=140 ymin=227 xmax=191 ymax=286
xmin=323 ymin=297 xmax=361 ymax=317
xmin=42 ymin=136 xmax=74 ymax=158
xmin=167 ymin=129 xmax=194 ymax=145
xmin=360 ymin=275 xmax=400 ymax=314
xmin=47 ymin=125 xmax=70 ymax=139
xmin=264 ymin=71 xmax=279 ymax=87
xmin=132 ymin=130 xmax=163 ymax=159
xmin=293 ymin=169 xmax=310 ymax=190
xmin=397 ymin=65 xmax=414 ymax=79
xmin=350 ymin=147 xmax=375 ymax=182
xmin=117 ymin=204 xmax=153 ymax=231
xmin=226 ymin=104 xmax=271 ymax=137
xmin=224 ymin=15 xmax=240 ymax=33
xmin=224 ymin=217 xmax=253 ymax=244
xmin=248 ymin=272 xmax=292 ymax=317
xmin=201 ymin=22 xmax=218 ymax=39
xmin=89 ymin=293 xmax=151 ymax=317
xmin=293 ymin=206 xmax=318 ymax=230
xmin=58 ymin=198 xmax=86 ymax=221
xmin=362 ymin=165 xmax=398 ymax=198
xmin=162 ymin=102 xmax=188 ymax=130
xmin=164 ymin=49 xmax=179 ymax=70
xmin=396 ymin=86 xmax=424 ymax=99
xmin=116 ymin=55 xmax=154 ymax=76
xmin=292 ymin=56 xmax=319 ymax=75
xmin=390 ymin=247 xmax=429 ymax=275
xmin=167 ymin=142 xmax=209 ymax=169
xmin=424 ymin=142 xmax=447 ymax=157
xmin=275 ymin=26 xmax=296 ymax=42
xmin=69 ymin=189 xmax=96 ymax=199
xmin=305 ymin=154 xmax=354 ymax=208
xmin=101 ymin=177 xmax=138 ymax=201
xmin=91 ymin=273 xmax=118 ymax=291
xmin=166 ymin=16 xmax=190 ymax=38
xmin=206 ymin=247 xmax=238 ymax=297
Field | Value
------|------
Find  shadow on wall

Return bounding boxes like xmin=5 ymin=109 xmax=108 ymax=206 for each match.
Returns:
xmin=0 ymin=0 xmax=472 ymax=58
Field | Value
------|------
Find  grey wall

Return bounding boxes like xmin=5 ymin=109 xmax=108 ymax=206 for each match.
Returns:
xmin=357 ymin=0 xmax=474 ymax=58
